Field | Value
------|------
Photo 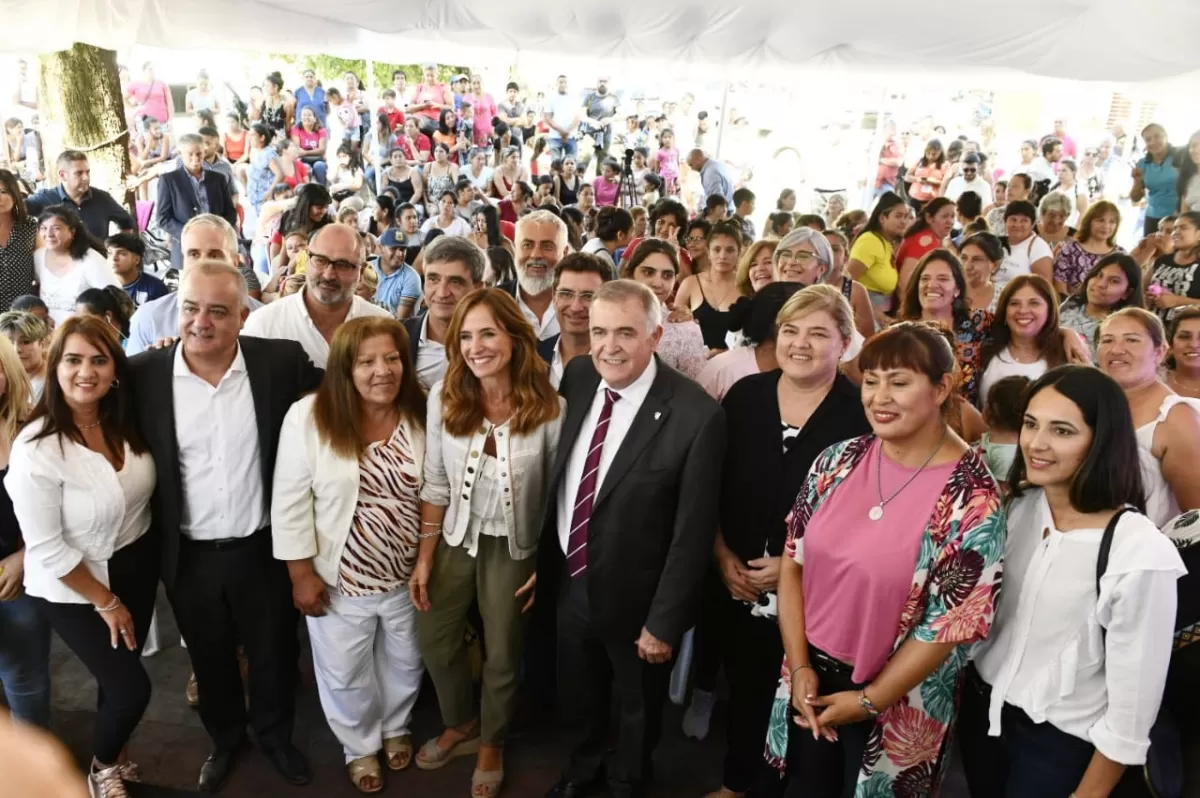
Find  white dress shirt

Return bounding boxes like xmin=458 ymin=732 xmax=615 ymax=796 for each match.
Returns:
xmin=973 ymin=490 xmax=1185 ymax=765
xmin=173 ymin=345 xmax=267 ymax=540
xmin=7 ymin=419 xmax=155 ymax=604
xmin=549 ymin=340 xmax=566 ymax=389
xmin=516 ymin=289 xmax=560 ymax=342
xmin=556 ymin=357 xmax=658 ymax=555
xmin=415 ymin=313 xmax=447 ymax=390
xmin=944 ymin=175 xmax=993 ymax=205
xmin=242 ymin=287 xmax=392 ymax=368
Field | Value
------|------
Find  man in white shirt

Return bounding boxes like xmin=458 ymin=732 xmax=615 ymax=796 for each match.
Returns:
xmin=537 ymin=252 xmax=613 ymax=387
xmin=400 ymin=236 xmax=485 ymax=389
xmin=539 ymin=280 xmax=724 ymax=798
xmin=129 ymin=261 xmax=323 ymax=791
xmin=506 ymin=211 xmax=568 ymax=342
xmin=544 ymin=75 xmax=581 ymax=161
xmin=944 ymin=154 xmax=993 ymax=205
xmin=242 ymin=224 xmax=392 ymax=368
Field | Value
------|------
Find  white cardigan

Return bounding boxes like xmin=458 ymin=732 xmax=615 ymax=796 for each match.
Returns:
xmin=6 ymin=418 xmax=156 ymax=604
xmin=421 ymin=381 xmax=564 ymax=561
xmin=271 ymin=394 xmax=426 ymax=587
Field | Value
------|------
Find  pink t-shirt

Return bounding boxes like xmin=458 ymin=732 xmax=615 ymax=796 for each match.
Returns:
xmin=291 ymin=125 xmax=326 ymax=152
xmin=413 ymin=83 xmax=450 ymax=122
xmin=469 ymin=92 xmax=498 ymax=140
xmin=128 ymin=80 xmax=171 ymax=125
xmin=698 ymin=346 xmax=759 ymax=401
xmin=800 ymin=438 xmax=960 ymax=683
xmin=594 ymin=176 xmax=619 ymax=207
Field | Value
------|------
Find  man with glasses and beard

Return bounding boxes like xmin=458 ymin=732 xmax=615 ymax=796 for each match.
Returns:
xmin=944 ymin=153 xmax=993 ymax=205
xmin=242 ymin=223 xmax=391 ymax=367
xmin=501 ymin=210 xmax=570 ymax=341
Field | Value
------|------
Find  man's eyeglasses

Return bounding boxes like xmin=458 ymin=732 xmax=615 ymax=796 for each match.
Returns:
xmin=1084 ymin=150 xmax=1098 ymax=157
xmin=308 ymin=253 xmax=360 ymax=273
xmin=555 ymin=289 xmax=597 ymax=304
xmin=962 ymin=167 xmax=978 ymax=175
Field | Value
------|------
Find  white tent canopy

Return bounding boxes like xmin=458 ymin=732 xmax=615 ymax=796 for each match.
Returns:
xmin=3 ymin=0 xmax=1199 ymax=83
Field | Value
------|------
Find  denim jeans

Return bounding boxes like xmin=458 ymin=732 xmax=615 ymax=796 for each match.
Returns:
xmin=548 ymin=136 xmax=578 ymax=160
xmin=0 ymin=593 xmax=53 ymax=727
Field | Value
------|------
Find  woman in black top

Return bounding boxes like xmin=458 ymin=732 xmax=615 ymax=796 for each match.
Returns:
xmin=0 ymin=169 xmax=37 ymax=311
xmin=0 ymin=333 xmax=46 ymax=727
xmin=701 ymin=284 xmax=871 ymax=798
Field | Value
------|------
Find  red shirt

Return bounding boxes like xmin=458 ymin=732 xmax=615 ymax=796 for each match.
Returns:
xmin=876 ymin=137 xmax=903 ymax=188
xmin=283 ymin=160 xmax=310 ymax=190
xmin=379 ymin=107 xmax=406 ymax=133
xmin=895 ymin=231 xmax=941 ymax=266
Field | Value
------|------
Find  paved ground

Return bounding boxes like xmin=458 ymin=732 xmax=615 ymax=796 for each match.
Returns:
xmin=42 ymin=590 xmax=1200 ymax=798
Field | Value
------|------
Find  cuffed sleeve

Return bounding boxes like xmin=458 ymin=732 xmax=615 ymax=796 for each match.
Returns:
xmin=420 ymin=382 xmax=451 ymax=507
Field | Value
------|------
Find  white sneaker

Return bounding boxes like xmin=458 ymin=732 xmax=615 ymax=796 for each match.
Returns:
xmin=681 ymin=688 xmax=715 ymax=740
xmin=89 ymin=765 xmax=130 ymax=798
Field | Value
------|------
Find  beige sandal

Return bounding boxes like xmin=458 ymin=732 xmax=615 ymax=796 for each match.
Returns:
xmin=348 ymin=755 xmax=384 ymax=794
xmin=383 ymin=734 xmax=413 ymax=771
xmin=704 ymin=790 xmax=745 ymax=798
xmin=415 ymin=733 xmax=482 ymax=771
xmin=472 ymin=767 xmax=504 ymax=798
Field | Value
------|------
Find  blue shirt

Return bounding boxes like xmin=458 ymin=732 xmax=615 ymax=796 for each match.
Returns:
xmin=1139 ymin=153 xmax=1181 ymax=219
xmin=294 ymin=85 xmax=327 ymax=127
xmin=123 ymin=272 xmax=170 ymax=306
xmin=374 ymin=263 xmax=422 ymax=314
xmin=700 ymin=158 xmax=735 ymax=206
xmin=127 ymin=291 xmax=264 ymax=355
xmin=184 ymin=163 xmax=211 ymax=215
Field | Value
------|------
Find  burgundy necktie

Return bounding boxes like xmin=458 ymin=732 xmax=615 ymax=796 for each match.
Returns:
xmin=566 ymin=388 xmax=621 ymax=577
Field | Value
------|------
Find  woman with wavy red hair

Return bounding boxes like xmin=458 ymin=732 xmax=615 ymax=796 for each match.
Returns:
xmin=410 ymin=288 xmax=564 ymax=798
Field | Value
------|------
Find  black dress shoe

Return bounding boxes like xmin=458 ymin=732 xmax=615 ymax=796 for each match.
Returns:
xmin=545 ymin=775 xmax=600 ymax=798
xmin=198 ymin=745 xmax=244 ymax=794
xmin=262 ymin=742 xmax=311 ymax=786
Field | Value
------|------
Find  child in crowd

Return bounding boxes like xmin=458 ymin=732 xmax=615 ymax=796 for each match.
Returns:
xmin=594 ymin=158 xmax=621 ymax=207
xmin=652 ymin=128 xmax=681 ymax=196
xmin=642 ymin=172 xmax=663 ymax=207
xmin=978 ymin=375 xmax=1029 ymax=490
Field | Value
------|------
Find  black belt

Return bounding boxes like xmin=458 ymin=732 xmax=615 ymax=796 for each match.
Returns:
xmin=810 ymin=644 xmax=855 ymax=679
xmin=182 ymin=526 xmax=269 ymax=551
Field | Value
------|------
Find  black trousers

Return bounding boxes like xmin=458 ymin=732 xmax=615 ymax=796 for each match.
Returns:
xmin=691 ymin=565 xmax=726 ymax=693
xmin=720 ymin=603 xmax=785 ymax=796
xmin=556 ymin=572 xmax=672 ymax=788
xmin=166 ymin=528 xmax=298 ymax=753
xmin=783 ymin=647 xmax=872 ymax=798
xmin=36 ymin=530 xmax=160 ymax=764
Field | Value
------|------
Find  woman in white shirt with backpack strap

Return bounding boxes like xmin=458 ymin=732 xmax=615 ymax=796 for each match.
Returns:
xmin=6 ymin=316 xmax=157 ymax=798
xmin=959 ymin=365 xmax=1185 ymax=798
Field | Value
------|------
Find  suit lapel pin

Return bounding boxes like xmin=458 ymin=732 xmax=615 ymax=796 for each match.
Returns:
xmin=654 ymin=412 xmax=662 ymax=420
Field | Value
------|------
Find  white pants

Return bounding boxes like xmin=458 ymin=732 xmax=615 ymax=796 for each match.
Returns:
xmin=307 ymin=587 xmax=425 ymax=762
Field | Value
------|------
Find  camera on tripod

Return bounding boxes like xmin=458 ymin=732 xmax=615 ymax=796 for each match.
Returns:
xmin=623 ymin=148 xmax=635 ymax=171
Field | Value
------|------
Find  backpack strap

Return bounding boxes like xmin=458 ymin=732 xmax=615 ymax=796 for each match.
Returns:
xmin=1096 ymin=507 xmax=1133 ymax=638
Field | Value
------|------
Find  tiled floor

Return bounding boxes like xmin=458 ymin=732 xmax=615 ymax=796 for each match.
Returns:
xmin=44 ymin=591 xmax=1199 ymax=798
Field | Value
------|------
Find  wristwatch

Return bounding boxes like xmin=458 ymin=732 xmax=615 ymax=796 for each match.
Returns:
xmin=859 ymin=690 xmax=880 ymax=717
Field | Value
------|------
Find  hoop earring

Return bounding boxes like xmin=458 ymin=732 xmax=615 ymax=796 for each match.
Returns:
xmin=111 ymin=378 xmax=120 ymax=388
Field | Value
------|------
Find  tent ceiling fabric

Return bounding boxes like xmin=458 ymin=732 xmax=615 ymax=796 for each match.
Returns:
xmin=3 ymin=0 xmax=1199 ymax=82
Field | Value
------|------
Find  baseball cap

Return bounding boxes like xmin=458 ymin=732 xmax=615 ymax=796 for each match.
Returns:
xmin=453 ymin=74 xmax=469 ymax=84
xmin=962 ymin=153 xmax=981 ymax=165
xmin=380 ymin=228 xmax=405 ymax=248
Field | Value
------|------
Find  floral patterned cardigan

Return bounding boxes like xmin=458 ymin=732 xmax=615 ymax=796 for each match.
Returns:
xmin=765 ymin=435 xmax=1005 ymax=796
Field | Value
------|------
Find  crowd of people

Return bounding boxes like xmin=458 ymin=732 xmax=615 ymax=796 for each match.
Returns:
xmin=0 ymin=57 xmax=1198 ymax=798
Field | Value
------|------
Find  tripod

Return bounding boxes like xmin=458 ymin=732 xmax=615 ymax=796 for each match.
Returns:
xmin=617 ymin=149 xmax=640 ymax=209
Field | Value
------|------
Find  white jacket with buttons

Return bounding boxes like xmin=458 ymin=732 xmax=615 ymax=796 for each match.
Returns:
xmin=421 ymin=381 xmax=564 ymax=560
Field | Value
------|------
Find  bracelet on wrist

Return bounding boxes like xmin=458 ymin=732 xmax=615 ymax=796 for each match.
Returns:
xmin=94 ymin=596 xmax=121 ymax=613
xmin=789 ymin=663 xmax=814 ymax=678
xmin=418 ymin=529 xmax=442 ymax=539
xmin=420 ymin=521 xmax=442 ymax=528
xmin=859 ymin=689 xmax=880 ymax=717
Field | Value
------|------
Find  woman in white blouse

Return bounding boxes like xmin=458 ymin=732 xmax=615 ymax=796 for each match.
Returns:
xmin=960 ymin=365 xmax=1185 ymax=798
xmin=6 ymin=315 xmax=157 ymax=798
xmin=410 ymin=288 xmax=564 ymax=798
xmin=33 ymin=207 xmax=119 ymax=326
xmin=273 ymin=317 xmax=428 ymax=794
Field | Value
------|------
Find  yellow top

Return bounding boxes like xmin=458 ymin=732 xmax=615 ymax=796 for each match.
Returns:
xmin=850 ymin=232 xmax=897 ymax=295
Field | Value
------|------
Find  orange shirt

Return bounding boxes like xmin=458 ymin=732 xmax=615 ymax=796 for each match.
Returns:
xmin=908 ymin=163 xmax=946 ymax=202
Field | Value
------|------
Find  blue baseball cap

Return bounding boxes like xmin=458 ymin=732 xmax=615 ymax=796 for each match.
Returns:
xmin=380 ymin=228 xmax=404 ymax=248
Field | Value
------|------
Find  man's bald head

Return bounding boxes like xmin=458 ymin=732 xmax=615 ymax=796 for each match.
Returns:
xmin=686 ymin=149 xmax=708 ymax=171
xmin=306 ymin=223 xmax=365 ymax=307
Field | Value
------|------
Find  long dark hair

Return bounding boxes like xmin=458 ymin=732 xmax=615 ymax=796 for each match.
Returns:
xmin=859 ymin=191 xmax=906 ymax=243
xmin=918 ymin=138 xmax=946 ymax=169
xmin=280 ymin=183 xmax=332 ymax=238
xmin=28 ymin=315 xmax=146 ymax=456
xmin=1073 ymin=252 xmax=1144 ymax=311
xmin=903 ymin=197 xmax=954 ymax=239
xmin=76 ymin=286 xmax=135 ymax=340
xmin=0 ymin=169 xmax=29 ymax=224
xmin=1008 ymin=365 xmax=1146 ymax=513
xmin=899 ymin=249 xmax=970 ymax=328
xmin=981 ymin=274 xmax=1066 ymax=372
xmin=438 ymin=109 xmax=457 ymax=136
xmin=38 ymin=206 xmax=103 ymax=258
xmin=474 ymin=205 xmax=503 ymax=248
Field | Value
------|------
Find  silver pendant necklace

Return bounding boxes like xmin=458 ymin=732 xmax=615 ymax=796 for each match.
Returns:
xmin=869 ymin=425 xmax=949 ymax=521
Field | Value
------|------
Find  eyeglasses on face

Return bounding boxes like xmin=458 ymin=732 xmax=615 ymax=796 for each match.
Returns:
xmin=308 ymin=253 xmax=360 ymax=273
xmin=555 ymin=289 xmax=597 ymax=304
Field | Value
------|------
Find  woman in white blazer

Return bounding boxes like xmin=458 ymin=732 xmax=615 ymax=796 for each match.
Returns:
xmin=409 ymin=288 xmax=564 ymax=798
xmin=272 ymin=316 xmax=428 ymax=794
xmin=960 ymin=366 xmax=1185 ymax=798
xmin=6 ymin=316 xmax=157 ymax=798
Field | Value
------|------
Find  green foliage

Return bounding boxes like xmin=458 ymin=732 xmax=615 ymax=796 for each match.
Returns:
xmin=268 ymin=54 xmax=467 ymax=90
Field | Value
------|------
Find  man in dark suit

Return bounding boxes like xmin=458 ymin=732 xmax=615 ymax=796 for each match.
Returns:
xmin=155 ymin=134 xmax=238 ymax=270
xmin=130 ymin=260 xmax=322 ymax=793
xmin=538 ymin=279 xmax=725 ymax=798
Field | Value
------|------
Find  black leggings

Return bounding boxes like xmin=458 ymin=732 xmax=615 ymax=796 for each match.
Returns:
xmin=35 ymin=531 xmax=160 ymax=764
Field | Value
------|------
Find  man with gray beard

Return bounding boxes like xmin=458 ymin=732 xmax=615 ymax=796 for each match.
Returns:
xmin=503 ymin=209 xmax=571 ymax=341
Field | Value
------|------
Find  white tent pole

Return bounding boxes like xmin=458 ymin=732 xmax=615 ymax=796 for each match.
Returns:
xmin=714 ymin=80 xmax=731 ymax=160
xmin=860 ymin=86 xmax=891 ymax=210
xmin=366 ymin=58 xmax=382 ymax=197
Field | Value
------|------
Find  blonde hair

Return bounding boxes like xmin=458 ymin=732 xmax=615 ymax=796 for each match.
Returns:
xmin=775 ymin=283 xmax=855 ymax=343
xmin=735 ymin=239 xmax=779 ymax=298
xmin=0 ymin=310 xmax=50 ymax=344
xmin=0 ymin=335 xmax=30 ymax=443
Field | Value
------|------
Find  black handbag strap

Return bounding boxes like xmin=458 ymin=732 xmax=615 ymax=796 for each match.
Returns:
xmin=1095 ymin=507 xmax=1133 ymax=637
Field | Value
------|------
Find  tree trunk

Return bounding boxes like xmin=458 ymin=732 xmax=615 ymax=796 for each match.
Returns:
xmin=38 ymin=43 xmax=135 ymax=215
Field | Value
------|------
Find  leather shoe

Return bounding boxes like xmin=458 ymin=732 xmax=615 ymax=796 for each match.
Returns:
xmin=607 ymin=780 xmax=643 ymax=798
xmin=197 ymin=744 xmax=244 ymax=793
xmin=262 ymin=742 xmax=311 ymax=786
xmin=545 ymin=775 xmax=599 ymax=798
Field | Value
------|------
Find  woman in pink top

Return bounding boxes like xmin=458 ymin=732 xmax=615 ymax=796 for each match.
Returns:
xmin=466 ymin=74 xmax=498 ymax=145
xmin=765 ymin=322 xmax=1004 ymax=797
xmin=411 ymin=64 xmax=451 ymax=131
xmin=125 ymin=62 xmax=173 ymax=128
